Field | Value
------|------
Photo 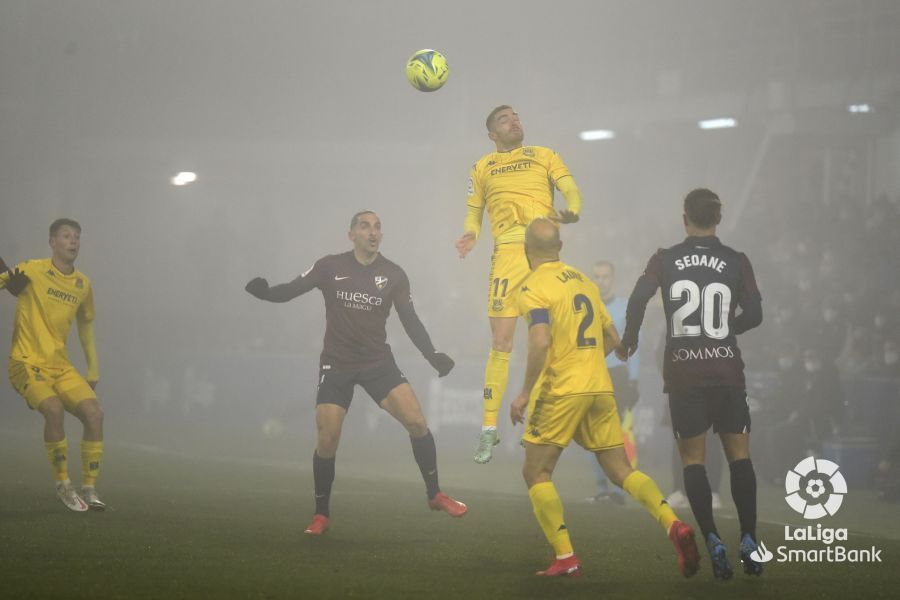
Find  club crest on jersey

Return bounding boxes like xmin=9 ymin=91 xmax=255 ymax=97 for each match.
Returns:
xmin=375 ymin=276 xmax=388 ymax=290
xmin=75 ymin=278 xmax=83 ymax=289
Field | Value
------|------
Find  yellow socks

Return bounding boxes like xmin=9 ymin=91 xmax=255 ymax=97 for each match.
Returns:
xmin=528 ymin=481 xmax=574 ymax=558
xmin=80 ymin=440 xmax=103 ymax=487
xmin=44 ymin=438 xmax=69 ymax=482
xmin=623 ymin=470 xmax=678 ymax=533
xmin=482 ymin=349 xmax=510 ymax=428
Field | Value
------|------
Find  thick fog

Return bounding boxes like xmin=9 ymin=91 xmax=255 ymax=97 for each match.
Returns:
xmin=1 ymin=1 xmax=898 ymax=477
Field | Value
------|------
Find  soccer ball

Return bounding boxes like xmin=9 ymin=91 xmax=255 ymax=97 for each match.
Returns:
xmin=405 ymin=49 xmax=449 ymax=92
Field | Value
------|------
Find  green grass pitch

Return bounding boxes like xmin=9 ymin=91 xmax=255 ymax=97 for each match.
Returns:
xmin=1 ymin=427 xmax=899 ymax=599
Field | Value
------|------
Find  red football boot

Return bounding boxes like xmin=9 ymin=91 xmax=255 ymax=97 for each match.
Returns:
xmin=427 ymin=492 xmax=468 ymax=517
xmin=669 ymin=520 xmax=700 ymax=578
xmin=536 ymin=555 xmax=581 ymax=577
xmin=304 ymin=514 xmax=330 ymax=535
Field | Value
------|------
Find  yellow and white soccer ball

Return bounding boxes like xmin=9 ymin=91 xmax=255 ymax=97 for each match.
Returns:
xmin=405 ymin=49 xmax=449 ymax=92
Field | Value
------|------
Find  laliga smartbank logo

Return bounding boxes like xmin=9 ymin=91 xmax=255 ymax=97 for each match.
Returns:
xmin=784 ymin=456 xmax=846 ymax=519
xmin=752 ymin=457 xmax=882 ymax=564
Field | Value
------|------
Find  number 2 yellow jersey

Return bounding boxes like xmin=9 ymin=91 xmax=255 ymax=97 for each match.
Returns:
xmin=518 ymin=261 xmax=614 ymax=397
xmin=0 ymin=258 xmax=97 ymax=376
xmin=467 ymin=146 xmax=573 ymax=245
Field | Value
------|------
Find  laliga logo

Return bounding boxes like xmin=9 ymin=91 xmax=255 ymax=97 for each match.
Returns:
xmin=784 ymin=457 xmax=847 ymax=520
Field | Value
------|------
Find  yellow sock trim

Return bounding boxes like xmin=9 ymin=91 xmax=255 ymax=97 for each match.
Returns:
xmin=44 ymin=438 xmax=69 ymax=482
xmin=482 ymin=349 xmax=511 ymax=427
xmin=623 ymin=470 xmax=678 ymax=532
xmin=80 ymin=440 xmax=104 ymax=487
xmin=528 ymin=481 xmax=573 ymax=557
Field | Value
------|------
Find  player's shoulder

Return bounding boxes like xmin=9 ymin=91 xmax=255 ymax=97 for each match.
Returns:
xmin=316 ymin=252 xmax=350 ymax=268
xmin=374 ymin=254 xmax=407 ymax=275
xmin=73 ymin=269 xmax=91 ymax=287
xmin=472 ymin=152 xmax=495 ymax=172
xmin=714 ymin=239 xmax=749 ymax=261
xmin=529 ymin=145 xmax=557 ymax=157
xmin=22 ymin=258 xmax=50 ymax=270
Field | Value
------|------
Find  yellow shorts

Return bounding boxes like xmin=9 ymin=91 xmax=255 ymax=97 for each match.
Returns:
xmin=523 ymin=392 xmax=624 ymax=451
xmin=8 ymin=359 xmax=96 ymax=411
xmin=487 ymin=243 xmax=531 ymax=318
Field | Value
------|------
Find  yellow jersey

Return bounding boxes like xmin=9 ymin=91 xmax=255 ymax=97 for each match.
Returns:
xmin=466 ymin=146 xmax=576 ymax=245
xmin=518 ymin=261 xmax=614 ymax=397
xmin=0 ymin=258 xmax=98 ymax=379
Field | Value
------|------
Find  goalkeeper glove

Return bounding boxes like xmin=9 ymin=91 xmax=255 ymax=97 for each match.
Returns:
xmin=425 ymin=352 xmax=455 ymax=377
xmin=245 ymin=277 xmax=270 ymax=299
xmin=5 ymin=268 xmax=30 ymax=297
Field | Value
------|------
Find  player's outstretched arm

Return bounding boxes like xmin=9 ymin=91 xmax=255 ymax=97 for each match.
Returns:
xmin=0 ymin=257 xmax=30 ymax=297
xmin=394 ymin=284 xmax=454 ymax=377
xmin=245 ymin=262 xmax=323 ymax=303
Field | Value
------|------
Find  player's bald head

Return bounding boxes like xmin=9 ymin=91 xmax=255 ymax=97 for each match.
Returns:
xmin=525 ymin=218 xmax=562 ymax=259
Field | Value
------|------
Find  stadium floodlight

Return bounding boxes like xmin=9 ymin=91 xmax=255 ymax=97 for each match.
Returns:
xmin=698 ymin=117 xmax=737 ymax=129
xmin=579 ymin=129 xmax=616 ymax=141
xmin=847 ymin=104 xmax=872 ymax=113
xmin=171 ymin=171 xmax=198 ymax=186
xmin=698 ymin=118 xmax=737 ymax=130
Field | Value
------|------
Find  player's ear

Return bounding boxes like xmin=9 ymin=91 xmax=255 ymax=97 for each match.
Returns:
xmin=487 ymin=130 xmax=497 ymax=142
xmin=682 ymin=214 xmax=689 ymax=228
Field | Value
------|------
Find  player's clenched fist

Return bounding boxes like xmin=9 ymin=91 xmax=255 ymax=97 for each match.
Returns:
xmin=426 ymin=352 xmax=455 ymax=377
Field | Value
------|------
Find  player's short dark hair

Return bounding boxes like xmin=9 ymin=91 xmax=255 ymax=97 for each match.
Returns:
xmin=486 ymin=105 xmax=513 ymax=131
xmin=349 ymin=210 xmax=377 ymax=230
xmin=593 ymin=260 xmax=614 ymax=273
xmin=683 ymin=188 xmax=722 ymax=229
xmin=49 ymin=218 xmax=81 ymax=237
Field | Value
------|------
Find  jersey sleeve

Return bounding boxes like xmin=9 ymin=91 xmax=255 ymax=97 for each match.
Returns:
xmin=77 ymin=283 xmax=96 ymax=322
xmin=77 ymin=283 xmax=99 ymax=381
xmin=265 ymin=258 xmax=327 ymax=302
xmin=518 ymin=278 xmax=552 ymax=327
xmin=464 ymin=163 xmax=486 ymax=238
xmin=737 ymin=253 xmax=761 ymax=301
xmin=392 ymin=267 xmax=437 ymax=355
xmin=621 ymin=252 xmax=663 ymax=346
xmin=545 ymin=149 xmax=573 ymax=187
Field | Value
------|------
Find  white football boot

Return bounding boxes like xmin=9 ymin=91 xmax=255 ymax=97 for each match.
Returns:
xmin=56 ymin=481 xmax=89 ymax=512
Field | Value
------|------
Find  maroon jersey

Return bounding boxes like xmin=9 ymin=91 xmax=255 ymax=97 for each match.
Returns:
xmin=622 ymin=236 xmax=762 ymax=392
xmin=274 ymin=252 xmax=433 ymax=370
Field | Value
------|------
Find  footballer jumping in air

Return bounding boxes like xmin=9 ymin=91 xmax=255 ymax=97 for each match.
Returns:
xmin=616 ymin=189 xmax=764 ymax=579
xmin=456 ymin=105 xmax=583 ymax=464
xmin=510 ymin=219 xmax=700 ymax=578
xmin=245 ymin=211 xmax=466 ymax=535
xmin=1 ymin=219 xmax=105 ymax=512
